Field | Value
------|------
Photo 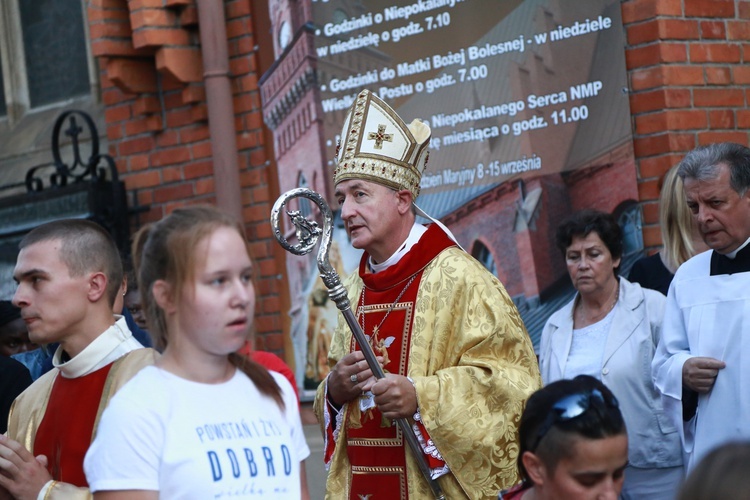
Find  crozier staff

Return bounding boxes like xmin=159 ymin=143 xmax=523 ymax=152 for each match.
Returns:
xmin=314 ymin=89 xmax=541 ymax=499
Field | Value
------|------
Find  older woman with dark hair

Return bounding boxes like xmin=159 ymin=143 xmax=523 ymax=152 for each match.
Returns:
xmin=499 ymin=375 xmax=628 ymax=500
xmin=538 ymin=209 xmax=683 ymax=499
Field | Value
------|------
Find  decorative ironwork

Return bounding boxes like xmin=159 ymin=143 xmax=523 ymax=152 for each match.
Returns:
xmin=25 ymin=110 xmax=119 ymax=193
xmin=0 ymin=109 xmax=145 ymax=262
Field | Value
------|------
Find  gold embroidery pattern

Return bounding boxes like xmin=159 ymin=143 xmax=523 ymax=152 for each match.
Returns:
xmin=315 ymin=247 xmax=542 ymax=499
xmin=348 ymin=424 xmax=404 ymax=447
xmin=352 ymin=466 xmax=405 ymax=473
xmin=355 ymin=301 xmax=412 ymax=375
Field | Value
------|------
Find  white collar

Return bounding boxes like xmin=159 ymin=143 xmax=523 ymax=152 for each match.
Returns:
xmin=725 ymin=236 xmax=750 ymax=259
xmin=369 ymin=223 xmax=428 ymax=273
xmin=53 ymin=316 xmax=141 ymax=378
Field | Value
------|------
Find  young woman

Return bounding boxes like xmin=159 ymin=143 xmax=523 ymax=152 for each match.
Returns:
xmin=84 ymin=206 xmax=310 ymax=499
xmin=628 ymin=165 xmax=709 ymax=294
xmin=499 ymin=375 xmax=628 ymax=500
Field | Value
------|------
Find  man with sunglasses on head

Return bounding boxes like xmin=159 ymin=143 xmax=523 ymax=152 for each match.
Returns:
xmin=500 ymin=375 xmax=628 ymax=500
xmin=652 ymin=143 xmax=750 ymax=472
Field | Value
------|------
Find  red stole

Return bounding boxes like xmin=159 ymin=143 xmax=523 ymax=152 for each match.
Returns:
xmin=345 ymin=224 xmax=455 ymax=499
xmin=34 ymin=362 xmax=114 ymax=486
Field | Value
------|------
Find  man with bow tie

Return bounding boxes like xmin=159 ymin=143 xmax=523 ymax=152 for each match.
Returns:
xmin=652 ymin=142 xmax=750 ymax=472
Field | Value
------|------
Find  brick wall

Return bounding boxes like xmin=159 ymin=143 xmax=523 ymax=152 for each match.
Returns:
xmin=447 ymin=182 xmax=524 ymax=295
xmin=623 ymin=0 xmax=750 ymax=249
xmin=566 ymin=159 xmax=640 ymax=215
xmin=447 ymin=159 xmax=637 ymax=301
xmin=86 ymin=0 xmax=286 ymax=354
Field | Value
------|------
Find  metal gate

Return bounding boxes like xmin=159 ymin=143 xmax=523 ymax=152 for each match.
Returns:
xmin=0 ymin=110 xmax=133 ymax=298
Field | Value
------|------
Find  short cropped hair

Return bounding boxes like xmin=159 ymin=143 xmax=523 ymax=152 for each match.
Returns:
xmin=517 ymin=375 xmax=626 ymax=480
xmin=555 ymin=209 xmax=623 ymax=273
xmin=19 ymin=219 xmax=123 ymax=307
xmin=677 ymin=142 xmax=750 ymax=196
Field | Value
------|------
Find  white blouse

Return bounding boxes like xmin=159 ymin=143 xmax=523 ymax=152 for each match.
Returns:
xmin=563 ymin=307 xmax=616 ymax=380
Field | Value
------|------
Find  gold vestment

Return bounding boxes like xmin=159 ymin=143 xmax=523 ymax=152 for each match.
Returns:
xmin=315 ymin=240 xmax=541 ymax=499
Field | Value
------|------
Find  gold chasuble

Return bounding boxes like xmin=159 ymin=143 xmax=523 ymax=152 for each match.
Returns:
xmin=314 ymin=225 xmax=542 ymax=499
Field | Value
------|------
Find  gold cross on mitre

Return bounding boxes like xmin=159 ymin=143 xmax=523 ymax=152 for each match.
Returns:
xmin=367 ymin=124 xmax=393 ymax=149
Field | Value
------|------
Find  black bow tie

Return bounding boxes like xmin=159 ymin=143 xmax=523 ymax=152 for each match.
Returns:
xmin=710 ymin=244 xmax=750 ymax=276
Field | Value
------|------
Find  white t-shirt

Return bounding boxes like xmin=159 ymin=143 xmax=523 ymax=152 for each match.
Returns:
xmin=84 ymin=365 xmax=309 ymax=498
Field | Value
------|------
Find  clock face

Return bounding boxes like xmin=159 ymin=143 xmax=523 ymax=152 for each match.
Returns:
xmin=278 ymin=20 xmax=292 ymax=50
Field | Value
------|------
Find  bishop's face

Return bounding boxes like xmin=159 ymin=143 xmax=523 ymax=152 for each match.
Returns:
xmin=335 ymin=179 xmax=405 ymax=263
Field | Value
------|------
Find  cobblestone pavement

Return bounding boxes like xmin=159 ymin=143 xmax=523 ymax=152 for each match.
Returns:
xmin=303 ymin=403 xmax=327 ymax=499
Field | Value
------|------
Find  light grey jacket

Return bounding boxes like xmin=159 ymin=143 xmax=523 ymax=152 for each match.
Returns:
xmin=539 ymin=277 xmax=682 ymax=468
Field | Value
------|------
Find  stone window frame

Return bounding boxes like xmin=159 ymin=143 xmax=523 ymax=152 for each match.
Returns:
xmin=0 ymin=0 xmax=99 ymax=126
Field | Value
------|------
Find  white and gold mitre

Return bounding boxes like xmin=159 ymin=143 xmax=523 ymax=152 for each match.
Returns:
xmin=333 ymin=89 xmax=430 ymax=200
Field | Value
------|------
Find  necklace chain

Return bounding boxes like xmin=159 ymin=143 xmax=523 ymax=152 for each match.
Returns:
xmin=576 ymin=284 xmax=619 ymax=323
xmin=360 ymin=275 xmax=417 ymax=339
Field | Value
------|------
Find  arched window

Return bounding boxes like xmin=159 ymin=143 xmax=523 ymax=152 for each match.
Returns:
xmin=617 ymin=203 xmax=643 ymax=257
xmin=472 ymin=241 xmax=498 ymax=277
xmin=278 ymin=20 xmax=292 ymax=51
xmin=297 ymin=173 xmax=313 ymax=219
xmin=332 ymin=8 xmax=348 ymax=25
xmin=615 ymin=202 xmax=644 ymax=278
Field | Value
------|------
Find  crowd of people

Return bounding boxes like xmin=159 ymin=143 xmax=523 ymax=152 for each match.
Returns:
xmin=0 ymin=89 xmax=749 ymax=499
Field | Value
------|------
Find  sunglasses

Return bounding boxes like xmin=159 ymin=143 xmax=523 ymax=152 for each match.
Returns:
xmin=532 ymin=388 xmax=619 ymax=452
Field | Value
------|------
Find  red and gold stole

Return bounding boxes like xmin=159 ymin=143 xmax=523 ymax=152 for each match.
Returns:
xmin=34 ymin=362 xmax=114 ymax=486
xmin=346 ymin=224 xmax=454 ymax=499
